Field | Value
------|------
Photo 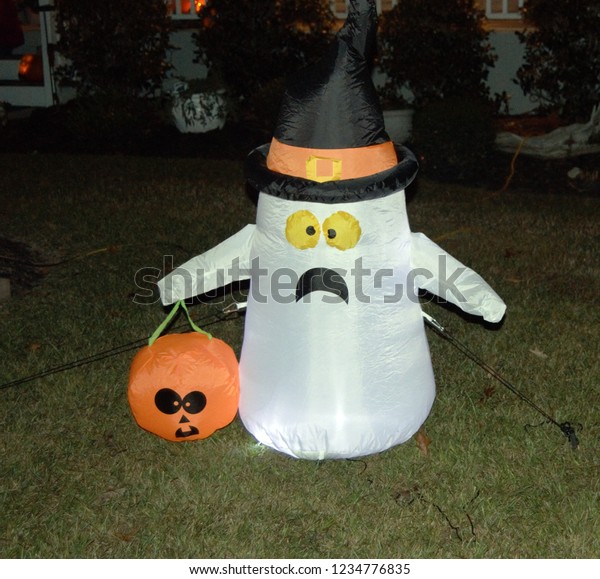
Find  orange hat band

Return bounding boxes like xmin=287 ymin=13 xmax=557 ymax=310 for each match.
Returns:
xmin=266 ymin=138 xmax=398 ymax=183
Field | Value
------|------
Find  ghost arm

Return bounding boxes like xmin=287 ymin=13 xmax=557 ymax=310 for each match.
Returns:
xmin=410 ymin=232 xmax=506 ymax=323
xmin=157 ymin=224 xmax=255 ymax=306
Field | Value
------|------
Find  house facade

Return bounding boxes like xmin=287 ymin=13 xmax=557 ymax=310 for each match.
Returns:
xmin=1 ymin=0 xmax=534 ymax=114
xmin=326 ymin=0 xmax=531 ymax=114
xmin=331 ymin=0 xmax=523 ymax=19
xmin=0 ymin=0 xmax=60 ymax=107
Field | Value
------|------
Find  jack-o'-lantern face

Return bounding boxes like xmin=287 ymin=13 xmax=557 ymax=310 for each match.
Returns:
xmin=154 ymin=387 xmax=207 ymax=438
xmin=128 ymin=332 xmax=239 ymax=442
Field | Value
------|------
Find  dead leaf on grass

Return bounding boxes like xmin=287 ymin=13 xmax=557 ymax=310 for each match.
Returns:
xmin=114 ymin=526 xmax=138 ymax=542
xmin=27 ymin=342 xmax=41 ymax=352
xmin=415 ymin=430 xmax=432 ymax=456
xmin=504 ymin=247 xmax=523 ymax=259
xmin=432 ymin=227 xmax=474 ymax=243
xmin=479 ymin=385 xmax=496 ymax=404
xmin=393 ymin=485 xmax=420 ymax=506
xmin=529 ymin=347 xmax=548 ymax=359
xmin=96 ymin=487 xmax=127 ymax=506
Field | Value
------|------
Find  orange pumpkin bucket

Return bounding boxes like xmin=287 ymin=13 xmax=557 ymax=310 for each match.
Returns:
xmin=128 ymin=301 xmax=240 ymax=442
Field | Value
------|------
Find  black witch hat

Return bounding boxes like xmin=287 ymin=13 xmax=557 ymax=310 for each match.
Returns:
xmin=245 ymin=0 xmax=418 ymax=204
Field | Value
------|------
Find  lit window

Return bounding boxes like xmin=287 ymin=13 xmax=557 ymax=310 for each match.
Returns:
xmin=169 ymin=0 xmax=206 ymax=19
xmin=330 ymin=0 xmax=398 ymax=19
xmin=486 ymin=0 xmax=524 ymax=19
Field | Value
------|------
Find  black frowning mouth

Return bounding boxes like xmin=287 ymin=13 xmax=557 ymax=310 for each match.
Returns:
xmin=175 ymin=425 xmax=200 ymax=438
xmin=295 ymin=267 xmax=349 ymax=304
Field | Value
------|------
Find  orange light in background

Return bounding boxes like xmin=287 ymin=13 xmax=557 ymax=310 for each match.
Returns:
xmin=18 ymin=54 xmax=43 ymax=83
xmin=180 ymin=0 xmax=206 ymax=14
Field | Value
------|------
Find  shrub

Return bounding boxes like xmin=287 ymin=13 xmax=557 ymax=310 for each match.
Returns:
xmin=411 ymin=96 xmax=497 ymax=184
xmin=57 ymin=96 xmax=169 ymax=154
xmin=194 ymin=0 xmax=336 ymax=121
xmin=378 ymin=0 xmax=496 ymax=108
xmin=516 ymin=0 xmax=600 ymax=122
xmin=247 ymin=77 xmax=288 ymax=137
xmin=55 ymin=0 xmax=172 ymax=99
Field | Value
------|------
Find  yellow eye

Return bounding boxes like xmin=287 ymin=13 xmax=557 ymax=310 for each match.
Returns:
xmin=323 ymin=211 xmax=361 ymax=250
xmin=285 ymin=210 xmax=321 ymax=249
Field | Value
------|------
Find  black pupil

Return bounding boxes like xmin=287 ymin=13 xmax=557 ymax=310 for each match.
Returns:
xmin=306 ymin=225 xmax=316 ymax=236
xmin=328 ymin=229 xmax=337 ymax=239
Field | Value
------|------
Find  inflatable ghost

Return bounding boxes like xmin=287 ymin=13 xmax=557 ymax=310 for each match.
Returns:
xmin=157 ymin=0 xmax=506 ymax=459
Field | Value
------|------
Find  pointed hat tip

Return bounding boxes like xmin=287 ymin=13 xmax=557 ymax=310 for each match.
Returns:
xmin=273 ymin=0 xmax=385 ymax=151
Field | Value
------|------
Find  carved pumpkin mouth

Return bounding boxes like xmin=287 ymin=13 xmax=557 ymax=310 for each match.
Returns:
xmin=176 ymin=425 xmax=200 ymax=438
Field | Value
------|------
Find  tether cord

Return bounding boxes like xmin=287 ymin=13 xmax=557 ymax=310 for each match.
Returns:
xmin=0 ymin=310 xmax=229 ymax=391
xmin=424 ymin=314 xmax=579 ymax=449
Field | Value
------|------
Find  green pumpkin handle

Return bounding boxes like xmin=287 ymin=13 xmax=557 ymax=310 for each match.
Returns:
xmin=148 ymin=300 xmax=212 ymax=346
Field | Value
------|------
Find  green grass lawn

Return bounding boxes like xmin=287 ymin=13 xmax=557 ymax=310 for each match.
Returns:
xmin=0 ymin=153 xmax=598 ymax=558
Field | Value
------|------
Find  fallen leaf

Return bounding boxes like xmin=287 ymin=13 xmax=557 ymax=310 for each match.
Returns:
xmin=27 ymin=343 xmax=41 ymax=352
xmin=415 ymin=430 xmax=432 ymax=456
xmin=114 ymin=525 xmax=138 ymax=542
xmin=529 ymin=347 xmax=548 ymax=359
xmin=433 ymin=227 xmax=474 ymax=243
xmin=479 ymin=385 xmax=496 ymax=404
xmin=504 ymin=247 xmax=522 ymax=259
xmin=394 ymin=485 xmax=420 ymax=506
xmin=96 ymin=487 xmax=127 ymax=506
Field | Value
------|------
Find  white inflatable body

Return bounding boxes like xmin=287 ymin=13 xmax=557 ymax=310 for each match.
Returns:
xmin=158 ymin=187 xmax=505 ymax=459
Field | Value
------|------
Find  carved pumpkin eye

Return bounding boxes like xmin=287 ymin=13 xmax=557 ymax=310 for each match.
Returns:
xmin=322 ymin=211 xmax=361 ymax=250
xmin=181 ymin=391 xmax=207 ymax=415
xmin=155 ymin=388 xmax=183 ymax=415
xmin=286 ymin=210 xmax=321 ymax=249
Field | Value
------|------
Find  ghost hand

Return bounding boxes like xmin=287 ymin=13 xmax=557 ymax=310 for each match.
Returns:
xmin=410 ymin=232 xmax=506 ymax=324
